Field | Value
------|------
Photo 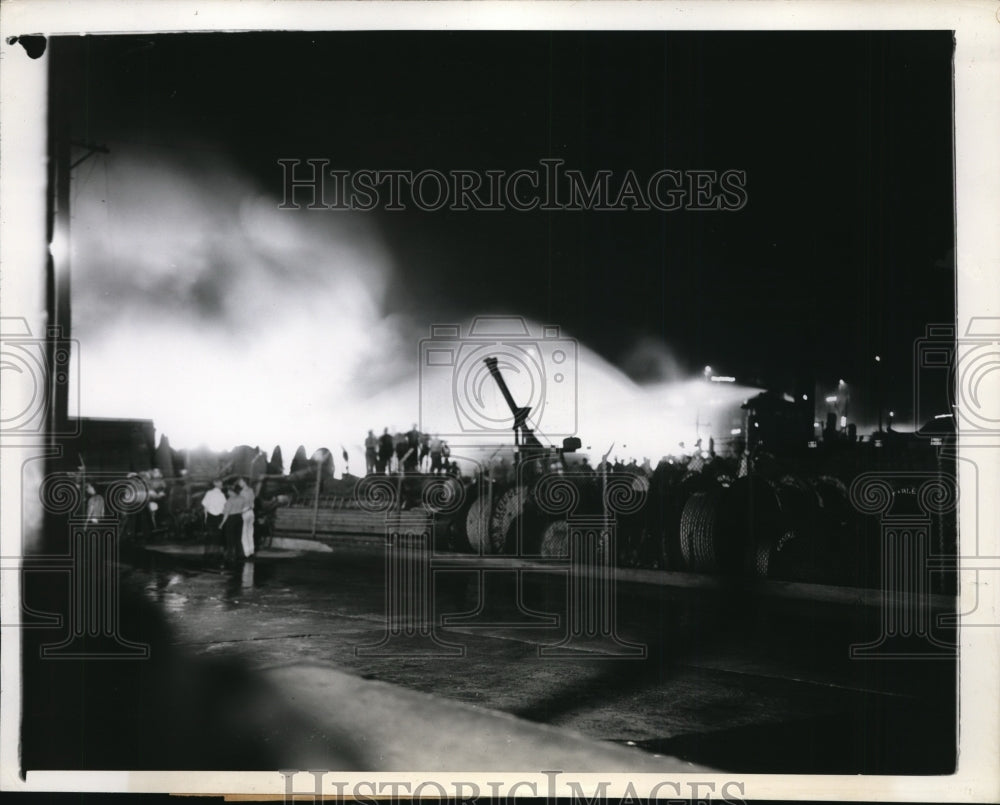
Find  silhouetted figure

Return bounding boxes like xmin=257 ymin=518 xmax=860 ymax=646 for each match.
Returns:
xmin=404 ymin=424 xmax=421 ymax=473
xmin=364 ymin=430 xmax=377 ymax=475
xmin=377 ymin=428 xmax=394 ymax=474
xmin=236 ymin=477 xmax=255 ymax=559
xmin=220 ymin=487 xmax=244 ymax=562
xmin=429 ymin=435 xmax=444 ymax=475
xmin=201 ymin=479 xmax=226 ymax=548
xmin=392 ymin=433 xmax=407 ymax=474
xmin=85 ymin=483 xmax=105 ymax=523
xmin=155 ymin=434 xmax=175 ymax=478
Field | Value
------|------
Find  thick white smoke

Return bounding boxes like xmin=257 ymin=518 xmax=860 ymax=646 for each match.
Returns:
xmin=70 ymin=151 xmax=759 ymax=470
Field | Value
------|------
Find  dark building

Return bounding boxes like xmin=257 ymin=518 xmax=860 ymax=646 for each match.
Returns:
xmin=56 ymin=416 xmax=155 ymax=474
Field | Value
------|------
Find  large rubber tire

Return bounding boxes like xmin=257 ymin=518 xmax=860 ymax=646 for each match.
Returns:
xmin=726 ymin=476 xmax=784 ymax=579
xmin=678 ymin=490 xmax=730 ymax=573
xmin=770 ymin=479 xmax=823 ymax=582
xmin=442 ymin=486 xmax=476 ymax=553
xmin=540 ymin=519 xmax=569 ymax=557
xmin=810 ymin=475 xmax=855 ymax=584
xmin=489 ymin=485 xmax=529 ymax=554
xmin=753 ymin=535 xmax=773 ymax=578
xmin=540 ymin=518 xmax=611 ymax=562
xmin=465 ymin=495 xmax=494 ymax=554
xmin=658 ymin=489 xmax=690 ymax=571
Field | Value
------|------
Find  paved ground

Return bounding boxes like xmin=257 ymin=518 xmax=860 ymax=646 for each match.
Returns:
xmin=102 ymin=538 xmax=958 ymax=775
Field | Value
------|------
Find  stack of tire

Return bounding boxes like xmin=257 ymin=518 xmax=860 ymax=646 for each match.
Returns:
xmin=670 ymin=472 xmax=860 ymax=584
xmin=645 ymin=468 xmax=713 ymax=571
xmin=675 ymin=476 xmax=784 ymax=576
xmin=462 ymin=482 xmax=549 ymax=555
xmin=463 ymin=474 xmax=607 ymax=557
xmin=809 ymin=475 xmax=863 ymax=586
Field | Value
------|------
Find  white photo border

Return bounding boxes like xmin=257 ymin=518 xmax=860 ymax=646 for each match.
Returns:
xmin=1 ymin=1 xmax=997 ymax=801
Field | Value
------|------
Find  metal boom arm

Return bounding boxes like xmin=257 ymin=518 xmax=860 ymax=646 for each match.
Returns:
xmin=484 ymin=357 xmax=543 ymax=450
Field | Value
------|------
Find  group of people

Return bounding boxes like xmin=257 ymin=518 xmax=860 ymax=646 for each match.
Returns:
xmin=200 ymin=477 xmax=256 ymax=562
xmin=84 ymin=469 xmax=169 ymax=542
xmin=363 ymin=426 xmax=455 ymax=476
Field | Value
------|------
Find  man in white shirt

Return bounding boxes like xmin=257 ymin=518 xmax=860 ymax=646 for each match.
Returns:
xmin=201 ymin=479 xmax=226 ymax=546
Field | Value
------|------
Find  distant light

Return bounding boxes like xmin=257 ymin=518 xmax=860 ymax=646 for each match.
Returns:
xmin=840 ymin=416 xmax=847 ymax=428
xmin=730 ymin=428 xmax=741 ymax=436
xmin=49 ymin=229 xmax=69 ymax=265
xmin=874 ymin=355 xmax=881 ymax=362
xmin=813 ymin=421 xmax=820 ymax=428
xmin=753 ymin=422 xmax=759 ymax=428
xmin=934 ymin=413 xmax=953 ymax=420
xmin=802 ymin=394 xmax=808 ymax=401
xmin=710 ymin=376 xmax=736 ymax=383
xmin=704 ymin=365 xmax=712 ymax=374
xmin=807 ymin=440 xmax=818 ymax=448
xmin=825 ymin=395 xmax=837 ymax=403
xmin=874 ymin=440 xmax=883 ymax=448
xmin=889 ymin=411 xmax=895 ymax=418
xmin=838 ymin=379 xmax=846 ymax=386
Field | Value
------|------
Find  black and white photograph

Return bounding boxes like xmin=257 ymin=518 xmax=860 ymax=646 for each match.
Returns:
xmin=1 ymin=1 xmax=997 ymax=801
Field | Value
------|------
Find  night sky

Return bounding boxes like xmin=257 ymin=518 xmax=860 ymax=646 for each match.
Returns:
xmin=50 ymin=30 xmax=955 ymax=440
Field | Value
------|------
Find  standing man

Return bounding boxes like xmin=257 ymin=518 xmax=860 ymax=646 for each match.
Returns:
xmin=404 ymin=424 xmax=421 ymax=473
xmin=85 ymin=483 xmax=106 ymax=523
xmin=429 ymin=434 xmax=443 ymax=475
xmin=393 ymin=432 xmax=408 ymax=475
xmin=220 ymin=486 xmax=244 ymax=562
xmin=236 ymin=477 xmax=255 ymax=559
xmin=378 ymin=427 xmax=394 ymax=475
xmin=364 ymin=430 xmax=378 ymax=475
xmin=418 ymin=432 xmax=431 ymax=472
xmin=201 ymin=478 xmax=226 ymax=549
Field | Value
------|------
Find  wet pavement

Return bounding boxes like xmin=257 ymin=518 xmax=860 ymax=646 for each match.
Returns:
xmin=112 ymin=538 xmax=957 ymax=774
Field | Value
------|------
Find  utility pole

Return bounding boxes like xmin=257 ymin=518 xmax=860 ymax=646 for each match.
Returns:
xmin=46 ymin=123 xmax=108 ymax=439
